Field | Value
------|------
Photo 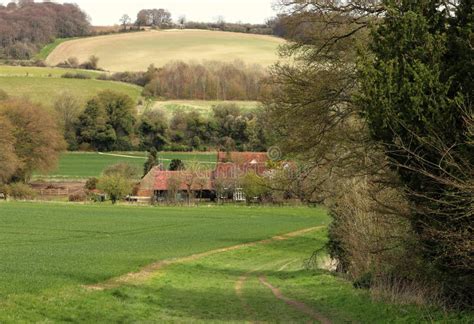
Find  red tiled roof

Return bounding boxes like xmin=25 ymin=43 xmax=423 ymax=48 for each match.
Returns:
xmin=138 ymin=152 xmax=270 ymax=194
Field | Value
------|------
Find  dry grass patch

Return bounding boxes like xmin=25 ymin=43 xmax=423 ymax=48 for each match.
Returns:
xmin=46 ymin=30 xmax=285 ymax=72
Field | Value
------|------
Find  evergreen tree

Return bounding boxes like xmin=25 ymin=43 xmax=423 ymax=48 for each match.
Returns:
xmin=143 ymin=148 xmax=159 ymax=176
xmin=357 ymin=0 xmax=473 ymax=303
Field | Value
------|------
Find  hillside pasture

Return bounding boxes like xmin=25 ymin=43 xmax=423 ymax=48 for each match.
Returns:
xmin=46 ymin=30 xmax=285 ymax=72
xmin=0 ymin=66 xmax=142 ymax=107
xmin=38 ymin=152 xmax=218 ymax=180
xmin=0 ymin=65 xmax=100 ymax=78
xmin=150 ymin=100 xmax=261 ymax=117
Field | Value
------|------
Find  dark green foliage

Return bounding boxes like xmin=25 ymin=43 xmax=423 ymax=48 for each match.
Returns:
xmin=357 ymin=0 xmax=473 ymax=305
xmin=75 ymin=90 xmax=135 ymax=151
xmin=353 ymin=272 xmax=373 ymax=290
xmin=138 ymin=110 xmax=168 ymax=151
xmin=169 ymin=159 xmax=185 ymax=171
xmin=61 ymin=72 xmax=92 ymax=79
xmin=85 ymin=177 xmax=98 ymax=190
xmin=143 ymin=148 xmax=159 ymax=176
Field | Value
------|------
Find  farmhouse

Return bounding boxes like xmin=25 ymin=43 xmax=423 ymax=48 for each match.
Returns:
xmin=137 ymin=152 xmax=269 ymax=201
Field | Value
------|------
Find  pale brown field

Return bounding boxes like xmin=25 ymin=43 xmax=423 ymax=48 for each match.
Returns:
xmin=46 ymin=29 xmax=285 ymax=72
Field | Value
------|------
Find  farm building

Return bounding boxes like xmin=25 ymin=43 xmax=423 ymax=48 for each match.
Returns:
xmin=137 ymin=152 xmax=269 ymax=201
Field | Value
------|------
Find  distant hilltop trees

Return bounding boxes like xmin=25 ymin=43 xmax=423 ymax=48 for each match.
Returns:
xmin=135 ymin=8 xmax=173 ymax=29
xmin=0 ymin=1 xmax=90 ymax=59
xmin=129 ymin=7 xmax=289 ymax=37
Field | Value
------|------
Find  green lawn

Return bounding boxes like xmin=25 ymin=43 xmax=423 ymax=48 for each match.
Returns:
xmin=0 ymin=202 xmax=470 ymax=322
xmin=39 ymin=152 xmax=218 ymax=180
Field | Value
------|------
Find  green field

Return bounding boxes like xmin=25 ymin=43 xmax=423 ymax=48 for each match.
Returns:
xmin=0 ymin=65 xmax=100 ymax=78
xmin=151 ymin=100 xmax=261 ymax=116
xmin=0 ymin=202 xmax=469 ymax=322
xmin=46 ymin=29 xmax=285 ymax=72
xmin=0 ymin=66 xmax=142 ymax=107
xmin=0 ymin=203 xmax=326 ymax=295
xmin=38 ymin=152 xmax=218 ymax=179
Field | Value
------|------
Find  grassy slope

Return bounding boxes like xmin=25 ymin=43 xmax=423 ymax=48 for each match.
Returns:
xmin=46 ymin=29 xmax=284 ymax=72
xmin=0 ymin=68 xmax=142 ymax=107
xmin=0 ymin=65 xmax=100 ymax=78
xmin=0 ymin=202 xmax=328 ymax=297
xmin=151 ymin=100 xmax=261 ymax=117
xmin=39 ymin=152 xmax=218 ymax=179
xmin=1 ymin=205 xmax=470 ymax=323
xmin=35 ymin=38 xmax=78 ymax=61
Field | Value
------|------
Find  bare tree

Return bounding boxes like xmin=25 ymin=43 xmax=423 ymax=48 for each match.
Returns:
xmin=119 ymin=14 xmax=131 ymax=31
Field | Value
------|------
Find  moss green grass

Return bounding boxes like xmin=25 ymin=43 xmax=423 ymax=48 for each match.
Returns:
xmin=0 ymin=205 xmax=470 ymax=323
xmin=38 ymin=151 xmax=218 ymax=180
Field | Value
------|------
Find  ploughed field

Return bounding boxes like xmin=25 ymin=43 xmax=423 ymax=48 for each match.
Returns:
xmin=45 ymin=29 xmax=285 ymax=72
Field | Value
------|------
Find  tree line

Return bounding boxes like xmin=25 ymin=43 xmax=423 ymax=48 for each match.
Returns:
xmin=50 ymin=90 xmax=271 ymax=153
xmin=129 ymin=7 xmax=287 ymax=36
xmin=96 ymin=61 xmax=269 ymax=101
xmin=266 ymin=0 xmax=472 ymax=309
xmin=0 ymin=1 xmax=90 ymax=59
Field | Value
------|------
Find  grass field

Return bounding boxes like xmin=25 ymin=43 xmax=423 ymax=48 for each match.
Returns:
xmin=0 ymin=66 xmax=142 ymax=107
xmin=0 ymin=65 xmax=100 ymax=78
xmin=151 ymin=100 xmax=261 ymax=116
xmin=38 ymin=152 xmax=218 ymax=179
xmin=46 ymin=29 xmax=285 ymax=72
xmin=0 ymin=203 xmax=327 ymax=297
xmin=1 ymin=202 xmax=470 ymax=322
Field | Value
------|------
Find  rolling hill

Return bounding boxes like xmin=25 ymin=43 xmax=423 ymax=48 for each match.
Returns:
xmin=0 ymin=66 xmax=142 ymax=107
xmin=45 ymin=29 xmax=285 ymax=72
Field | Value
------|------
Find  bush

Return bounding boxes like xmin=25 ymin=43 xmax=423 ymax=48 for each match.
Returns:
xmin=69 ymin=192 xmax=86 ymax=202
xmin=79 ymin=55 xmax=100 ymax=70
xmin=85 ymin=177 xmax=98 ymax=190
xmin=7 ymin=183 xmax=36 ymax=200
xmin=162 ymin=144 xmax=192 ymax=152
xmin=5 ymin=43 xmax=35 ymax=60
xmin=61 ymin=72 xmax=91 ymax=79
xmin=97 ymin=174 xmax=133 ymax=204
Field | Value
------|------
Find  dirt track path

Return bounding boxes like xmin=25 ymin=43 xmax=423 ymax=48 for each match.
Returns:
xmin=85 ymin=226 xmax=325 ymax=291
xmin=259 ymin=275 xmax=332 ymax=324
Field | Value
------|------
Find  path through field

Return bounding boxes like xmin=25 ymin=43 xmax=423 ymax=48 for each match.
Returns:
xmin=0 ymin=203 xmax=462 ymax=322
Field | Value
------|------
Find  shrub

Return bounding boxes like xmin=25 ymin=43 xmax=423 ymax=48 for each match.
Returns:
xmin=7 ymin=183 xmax=36 ymax=200
xmin=69 ymin=192 xmax=86 ymax=202
xmin=80 ymin=55 xmax=100 ymax=70
xmin=97 ymin=174 xmax=133 ymax=204
xmin=61 ymin=72 xmax=91 ymax=79
xmin=85 ymin=177 xmax=98 ymax=190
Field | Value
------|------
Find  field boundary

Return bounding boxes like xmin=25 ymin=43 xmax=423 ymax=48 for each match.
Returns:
xmin=85 ymin=226 xmax=325 ymax=291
